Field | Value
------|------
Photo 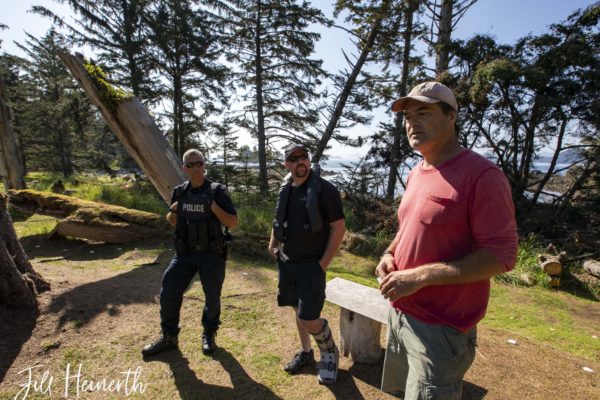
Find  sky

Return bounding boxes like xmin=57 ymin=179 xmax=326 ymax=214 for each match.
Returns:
xmin=1 ymin=0 xmax=597 ymax=160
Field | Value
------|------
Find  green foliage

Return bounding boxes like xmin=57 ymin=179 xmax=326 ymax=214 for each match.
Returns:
xmin=24 ymin=172 xmax=166 ymax=215
xmin=495 ymin=236 xmax=547 ymax=288
xmin=83 ymin=62 xmax=132 ymax=109
xmin=232 ymin=192 xmax=276 ymax=236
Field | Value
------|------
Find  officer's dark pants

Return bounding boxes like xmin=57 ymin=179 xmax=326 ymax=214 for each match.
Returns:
xmin=160 ymin=250 xmax=226 ymax=337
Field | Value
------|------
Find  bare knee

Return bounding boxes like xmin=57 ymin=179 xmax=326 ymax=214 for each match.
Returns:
xmin=298 ymin=318 xmax=324 ymax=334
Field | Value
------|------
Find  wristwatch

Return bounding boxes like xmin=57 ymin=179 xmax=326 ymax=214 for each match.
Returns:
xmin=383 ymin=249 xmax=394 ymax=257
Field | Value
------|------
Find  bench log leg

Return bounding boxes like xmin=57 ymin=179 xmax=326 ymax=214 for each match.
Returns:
xmin=339 ymin=308 xmax=383 ymax=363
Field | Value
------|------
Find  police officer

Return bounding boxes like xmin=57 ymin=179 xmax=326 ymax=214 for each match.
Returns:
xmin=268 ymin=143 xmax=346 ymax=385
xmin=142 ymin=149 xmax=238 ymax=357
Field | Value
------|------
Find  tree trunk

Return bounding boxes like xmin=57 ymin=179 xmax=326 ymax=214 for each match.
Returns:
xmin=0 ymin=76 xmax=26 ymax=190
xmin=255 ymin=2 xmax=268 ymax=193
xmin=435 ymin=0 xmax=453 ymax=77
xmin=0 ymin=192 xmax=49 ymax=308
xmin=386 ymin=0 xmax=417 ymax=200
xmin=8 ymin=189 xmax=171 ymax=244
xmin=312 ymin=7 xmax=386 ymax=163
xmin=58 ymin=52 xmax=186 ymax=205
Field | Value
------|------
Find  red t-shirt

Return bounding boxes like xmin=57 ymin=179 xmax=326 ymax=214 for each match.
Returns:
xmin=391 ymin=149 xmax=518 ymax=332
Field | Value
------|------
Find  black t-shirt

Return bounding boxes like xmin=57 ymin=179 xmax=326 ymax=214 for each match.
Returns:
xmin=171 ymin=179 xmax=237 ymax=216
xmin=283 ymin=174 xmax=344 ymax=261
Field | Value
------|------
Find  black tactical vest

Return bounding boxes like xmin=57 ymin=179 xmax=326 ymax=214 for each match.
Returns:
xmin=175 ymin=183 xmax=225 ymax=254
xmin=273 ymin=165 xmax=323 ymax=243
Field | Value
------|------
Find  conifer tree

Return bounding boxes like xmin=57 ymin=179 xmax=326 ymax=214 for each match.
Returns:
xmin=144 ymin=0 xmax=229 ymax=155
xmin=210 ymin=0 xmax=325 ymax=192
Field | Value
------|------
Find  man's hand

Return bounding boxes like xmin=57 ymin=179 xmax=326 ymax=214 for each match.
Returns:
xmin=318 ymin=259 xmax=328 ymax=273
xmin=375 ymin=253 xmax=395 ymax=279
xmin=379 ymin=269 xmax=424 ymax=302
xmin=268 ymin=247 xmax=278 ymax=260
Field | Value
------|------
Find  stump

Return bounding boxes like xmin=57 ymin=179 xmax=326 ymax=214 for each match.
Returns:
xmin=325 ymin=277 xmax=390 ymax=363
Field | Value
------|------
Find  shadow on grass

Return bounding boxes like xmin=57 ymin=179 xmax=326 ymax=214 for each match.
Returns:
xmin=462 ymin=381 xmax=488 ymax=399
xmin=20 ymin=235 xmax=169 ymax=263
xmin=148 ymin=349 xmax=282 ymax=399
xmin=47 ymin=260 xmax=168 ymax=331
xmin=0 ymin=307 xmax=39 ymax=382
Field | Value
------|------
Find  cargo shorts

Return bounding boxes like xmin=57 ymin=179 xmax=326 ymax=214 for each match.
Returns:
xmin=381 ymin=308 xmax=477 ymax=399
xmin=276 ymin=259 xmax=326 ymax=321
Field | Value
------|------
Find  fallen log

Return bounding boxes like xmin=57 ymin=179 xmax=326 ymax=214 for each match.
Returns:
xmin=583 ymin=259 xmax=600 ymax=279
xmin=8 ymin=189 xmax=171 ymax=244
xmin=538 ymin=252 xmax=567 ymax=276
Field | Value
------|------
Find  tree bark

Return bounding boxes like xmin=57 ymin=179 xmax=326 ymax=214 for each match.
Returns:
xmin=435 ymin=0 xmax=453 ymax=77
xmin=58 ymin=52 xmax=185 ymax=205
xmin=386 ymin=0 xmax=417 ymax=200
xmin=8 ymin=189 xmax=171 ymax=244
xmin=0 ymin=76 xmax=26 ymax=190
xmin=0 ymin=192 xmax=49 ymax=308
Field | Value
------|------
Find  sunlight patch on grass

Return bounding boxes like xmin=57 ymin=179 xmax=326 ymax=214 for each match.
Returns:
xmin=484 ymin=283 xmax=600 ymax=361
xmin=12 ymin=214 xmax=57 ymax=237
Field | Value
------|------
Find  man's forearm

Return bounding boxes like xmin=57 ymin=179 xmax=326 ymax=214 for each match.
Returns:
xmin=381 ymin=249 xmax=507 ymax=300
xmin=211 ymin=202 xmax=239 ymax=227
xmin=319 ymin=219 xmax=346 ymax=269
xmin=417 ymin=249 xmax=507 ymax=286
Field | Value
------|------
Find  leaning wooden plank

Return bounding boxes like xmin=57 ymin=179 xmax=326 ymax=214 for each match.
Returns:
xmin=8 ymin=189 xmax=170 ymax=243
xmin=58 ymin=52 xmax=185 ymax=205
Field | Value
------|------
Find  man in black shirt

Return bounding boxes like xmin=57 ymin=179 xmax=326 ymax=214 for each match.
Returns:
xmin=142 ymin=149 xmax=238 ymax=357
xmin=268 ymin=143 xmax=346 ymax=385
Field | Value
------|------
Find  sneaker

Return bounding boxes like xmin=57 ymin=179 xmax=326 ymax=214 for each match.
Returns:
xmin=284 ymin=349 xmax=315 ymax=374
xmin=202 ymin=331 xmax=217 ymax=355
xmin=141 ymin=334 xmax=178 ymax=356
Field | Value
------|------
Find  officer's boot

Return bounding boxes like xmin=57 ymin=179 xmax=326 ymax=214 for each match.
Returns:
xmin=312 ymin=319 xmax=339 ymax=385
xmin=202 ymin=330 xmax=217 ymax=355
xmin=141 ymin=334 xmax=178 ymax=356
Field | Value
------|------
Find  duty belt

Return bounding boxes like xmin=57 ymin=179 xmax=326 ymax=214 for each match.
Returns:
xmin=187 ymin=244 xmax=209 ymax=253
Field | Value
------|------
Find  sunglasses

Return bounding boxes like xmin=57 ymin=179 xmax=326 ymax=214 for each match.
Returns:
xmin=185 ymin=160 xmax=205 ymax=169
xmin=286 ymin=153 xmax=309 ymax=163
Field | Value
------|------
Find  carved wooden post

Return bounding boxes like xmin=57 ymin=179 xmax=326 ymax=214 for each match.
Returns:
xmin=0 ymin=76 xmax=26 ymax=190
xmin=58 ymin=52 xmax=185 ymax=205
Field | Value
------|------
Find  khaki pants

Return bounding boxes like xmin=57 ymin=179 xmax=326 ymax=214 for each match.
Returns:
xmin=381 ymin=308 xmax=477 ymax=399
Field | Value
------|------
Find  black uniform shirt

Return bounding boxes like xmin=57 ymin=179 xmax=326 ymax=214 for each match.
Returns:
xmin=283 ymin=174 xmax=344 ymax=261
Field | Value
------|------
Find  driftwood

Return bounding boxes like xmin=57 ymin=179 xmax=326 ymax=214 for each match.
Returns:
xmin=538 ymin=251 xmax=567 ymax=276
xmin=0 ymin=76 xmax=26 ymax=190
xmin=0 ymin=192 xmax=49 ymax=307
xmin=58 ymin=52 xmax=185 ymax=205
xmin=583 ymin=260 xmax=600 ymax=279
xmin=8 ymin=189 xmax=171 ymax=244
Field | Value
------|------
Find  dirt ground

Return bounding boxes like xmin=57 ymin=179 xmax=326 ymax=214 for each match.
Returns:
xmin=1 ymin=237 xmax=599 ymax=400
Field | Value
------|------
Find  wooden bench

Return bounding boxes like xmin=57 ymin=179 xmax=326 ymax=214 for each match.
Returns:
xmin=325 ymin=277 xmax=391 ymax=363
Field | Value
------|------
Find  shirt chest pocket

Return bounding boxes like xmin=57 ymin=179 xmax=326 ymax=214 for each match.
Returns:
xmin=419 ymin=195 xmax=462 ymax=226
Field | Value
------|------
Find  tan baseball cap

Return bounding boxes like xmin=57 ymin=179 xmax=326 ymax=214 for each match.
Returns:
xmin=391 ymin=81 xmax=458 ymax=112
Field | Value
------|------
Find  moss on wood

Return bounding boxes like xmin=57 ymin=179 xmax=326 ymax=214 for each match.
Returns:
xmin=83 ymin=62 xmax=133 ymax=109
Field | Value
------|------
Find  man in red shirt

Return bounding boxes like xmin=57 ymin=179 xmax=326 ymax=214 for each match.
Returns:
xmin=376 ymin=81 xmax=518 ymax=399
